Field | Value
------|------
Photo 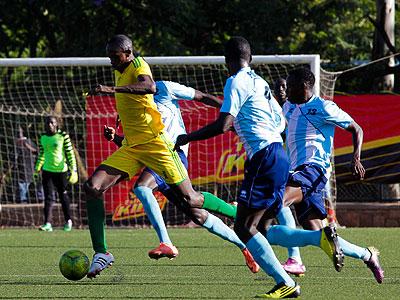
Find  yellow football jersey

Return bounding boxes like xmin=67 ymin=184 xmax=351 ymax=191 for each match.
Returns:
xmin=114 ymin=56 xmax=164 ymax=146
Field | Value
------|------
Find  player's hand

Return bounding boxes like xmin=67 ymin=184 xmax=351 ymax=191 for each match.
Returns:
xmin=69 ymin=170 xmax=78 ymax=184
xmin=350 ymin=158 xmax=365 ymax=180
xmin=174 ymin=134 xmax=189 ymax=151
xmin=33 ymin=171 xmax=40 ymax=182
xmin=103 ymin=125 xmax=116 ymax=141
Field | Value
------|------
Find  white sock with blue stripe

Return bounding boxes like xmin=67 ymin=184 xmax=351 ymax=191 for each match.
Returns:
xmin=134 ymin=186 xmax=172 ymax=245
xmin=246 ymin=232 xmax=295 ymax=287
xmin=202 ymin=213 xmax=245 ymax=250
xmin=276 ymin=207 xmax=302 ymax=263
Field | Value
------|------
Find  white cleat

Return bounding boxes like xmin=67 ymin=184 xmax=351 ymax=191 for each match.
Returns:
xmin=87 ymin=252 xmax=114 ymax=279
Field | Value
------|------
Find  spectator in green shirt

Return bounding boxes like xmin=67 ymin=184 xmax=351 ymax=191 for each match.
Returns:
xmin=34 ymin=116 xmax=78 ymax=232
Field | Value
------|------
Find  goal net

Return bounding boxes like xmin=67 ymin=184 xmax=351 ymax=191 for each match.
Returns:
xmin=0 ymin=55 xmax=337 ymax=227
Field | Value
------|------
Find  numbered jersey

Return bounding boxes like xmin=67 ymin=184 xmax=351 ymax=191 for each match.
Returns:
xmin=154 ymin=81 xmax=195 ymax=155
xmin=221 ymin=67 xmax=284 ymax=159
xmin=283 ymin=95 xmax=353 ymax=177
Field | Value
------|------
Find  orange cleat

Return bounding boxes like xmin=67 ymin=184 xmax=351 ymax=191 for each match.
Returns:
xmin=148 ymin=243 xmax=179 ymax=260
xmin=242 ymin=248 xmax=260 ymax=273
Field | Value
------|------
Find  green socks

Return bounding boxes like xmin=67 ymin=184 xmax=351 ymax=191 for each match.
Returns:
xmin=87 ymin=198 xmax=107 ymax=253
xmin=201 ymin=192 xmax=237 ymax=218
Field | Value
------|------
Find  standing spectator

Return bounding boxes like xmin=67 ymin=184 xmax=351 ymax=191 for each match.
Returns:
xmin=15 ymin=125 xmax=44 ymax=203
xmin=34 ymin=116 xmax=78 ymax=232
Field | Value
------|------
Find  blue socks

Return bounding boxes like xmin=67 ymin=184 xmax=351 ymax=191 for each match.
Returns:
xmin=276 ymin=207 xmax=302 ymax=262
xmin=247 ymin=233 xmax=295 ymax=287
xmin=202 ymin=213 xmax=245 ymax=250
xmin=134 ymin=186 xmax=172 ymax=245
xmin=338 ymin=237 xmax=369 ymax=260
xmin=266 ymin=225 xmax=321 ymax=247
xmin=267 ymin=224 xmax=370 ymax=261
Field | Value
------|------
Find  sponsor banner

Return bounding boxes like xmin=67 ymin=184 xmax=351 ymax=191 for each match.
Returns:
xmin=334 ymin=95 xmax=400 ymax=183
xmin=179 ymin=101 xmax=246 ymax=184
xmin=86 ymin=94 xmax=400 ymax=219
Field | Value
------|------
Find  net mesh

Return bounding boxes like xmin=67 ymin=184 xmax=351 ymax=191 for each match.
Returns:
xmin=0 ymin=56 xmax=336 ymax=227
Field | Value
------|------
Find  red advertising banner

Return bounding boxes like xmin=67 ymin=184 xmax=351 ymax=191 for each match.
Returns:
xmin=333 ymin=94 xmax=400 ymax=183
xmin=86 ymin=94 xmax=400 ymax=219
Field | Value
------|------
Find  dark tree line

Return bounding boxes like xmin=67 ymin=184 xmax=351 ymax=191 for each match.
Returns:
xmin=0 ymin=0 xmax=399 ymax=92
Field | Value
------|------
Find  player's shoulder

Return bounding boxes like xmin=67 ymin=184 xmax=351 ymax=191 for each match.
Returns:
xmin=57 ymin=130 xmax=69 ymax=138
xmin=157 ymin=80 xmax=187 ymax=91
xmin=131 ymin=56 xmax=146 ymax=68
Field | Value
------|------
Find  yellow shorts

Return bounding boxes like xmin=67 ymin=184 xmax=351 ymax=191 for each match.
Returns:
xmin=102 ymin=132 xmax=187 ymax=185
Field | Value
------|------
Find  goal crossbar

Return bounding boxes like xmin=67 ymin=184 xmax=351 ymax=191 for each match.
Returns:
xmin=0 ymin=55 xmax=320 ymax=95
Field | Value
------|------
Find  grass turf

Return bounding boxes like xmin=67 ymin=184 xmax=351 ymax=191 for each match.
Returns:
xmin=0 ymin=227 xmax=398 ymax=299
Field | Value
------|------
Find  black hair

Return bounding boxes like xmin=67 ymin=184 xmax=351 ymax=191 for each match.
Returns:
xmin=287 ymin=68 xmax=315 ymax=88
xmin=224 ymin=36 xmax=251 ymax=62
xmin=106 ymin=34 xmax=133 ymax=53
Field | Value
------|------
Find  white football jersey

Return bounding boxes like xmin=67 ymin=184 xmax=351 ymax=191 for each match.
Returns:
xmin=154 ymin=81 xmax=196 ymax=155
xmin=283 ymin=95 xmax=353 ymax=178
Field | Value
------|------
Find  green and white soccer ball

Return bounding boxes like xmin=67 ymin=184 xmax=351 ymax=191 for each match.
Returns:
xmin=59 ymin=250 xmax=90 ymax=281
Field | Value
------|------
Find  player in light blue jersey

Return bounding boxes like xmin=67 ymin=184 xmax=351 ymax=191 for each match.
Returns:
xmin=272 ymin=77 xmax=306 ymax=277
xmin=280 ymin=67 xmax=384 ymax=284
xmin=104 ymin=80 xmax=260 ymax=273
xmin=175 ymin=36 xmax=347 ymax=299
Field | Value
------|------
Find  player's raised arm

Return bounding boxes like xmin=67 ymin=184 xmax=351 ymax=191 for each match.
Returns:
xmin=345 ymin=121 xmax=365 ymax=180
xmin=193 ymin=90 xmax=223 ymax=108
xmin=93 ymin=75 xmax=156 ymax=95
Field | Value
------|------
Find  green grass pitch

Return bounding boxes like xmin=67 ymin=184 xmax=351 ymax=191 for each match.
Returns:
xmin=0 ymin=227 xmax=398 ymax=299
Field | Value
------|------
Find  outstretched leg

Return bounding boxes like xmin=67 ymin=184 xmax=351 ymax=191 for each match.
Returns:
xmin=164 ymin=185 xmax=259 ymax=273
xmin=84 ymin=165 xmax=127 ymax=278
xmin=234 ymin=203 xmax=299 ymax=298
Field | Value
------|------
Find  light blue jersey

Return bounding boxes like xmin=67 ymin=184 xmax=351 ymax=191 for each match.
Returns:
xmin=221 ymin=67 xmax=284 ymax=159
xmin=154 ymin=81 xmax=195 ymax=155
xmin=283 ymin=95 xmax=353 ymax=177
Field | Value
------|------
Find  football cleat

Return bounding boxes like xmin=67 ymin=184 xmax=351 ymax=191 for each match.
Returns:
xmin=242 ymin=248 xmax=260 ymax=273
xmin=87 ymin=252 xmax=114 ymax=278
xmin=282 ymin=258 xmax=306 ymax=277
xmin=320 ymin=225 xmax=344 ymax=272
xmin=256 ymin=282 xmax=301 ymax=298
xmin=39 ymin=223 xmax=53 ymax=232
xmin=365 ymin=247 xmax=384 ymax=284
xmin=63 ymin=219 xmax=72 ymax=232
xmin=148 ymin=243 xmax=179 ymax=260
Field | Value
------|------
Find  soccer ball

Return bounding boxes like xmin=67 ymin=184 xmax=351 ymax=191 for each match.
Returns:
xmin=59 ymin=250 xmax=90 ymax=281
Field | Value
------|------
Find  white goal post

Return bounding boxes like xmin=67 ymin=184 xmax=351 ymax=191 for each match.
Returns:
xmin=0 ymin=55 xmax=333 ymax=227
xmin=0 ymin=55 xmax=321 ymax=95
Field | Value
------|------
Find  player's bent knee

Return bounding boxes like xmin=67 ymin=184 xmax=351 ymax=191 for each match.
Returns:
xmin=189 ymin=208 xmax=207 ymax=225
xmin=187 ymin=192 xmax=203 ymax=208
xmin=83 ymin=180 xmax=103 ymax=199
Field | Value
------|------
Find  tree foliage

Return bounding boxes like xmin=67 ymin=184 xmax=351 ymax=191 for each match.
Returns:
xmin=0 ymin=0 xmax=399 ymax=91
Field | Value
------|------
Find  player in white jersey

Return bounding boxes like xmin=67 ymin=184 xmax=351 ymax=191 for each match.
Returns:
xmin=175 ymin=36 xmax=348 ymax=299
xmin=104 ymin=80 xmax=260 ymax=273
xmin=281 ymin=67 xmax=384 ymax=283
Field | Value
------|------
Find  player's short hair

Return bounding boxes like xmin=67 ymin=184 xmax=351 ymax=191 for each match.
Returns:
xmin=106 ymin=34 xmax=133 ymax=53
xmin=224 ymin=36 xmax=251 ymax=62
xmin=45 ymin=115 xmax=57 ymax=122
xmin=288 ymin=68 xmax=315 ymax=88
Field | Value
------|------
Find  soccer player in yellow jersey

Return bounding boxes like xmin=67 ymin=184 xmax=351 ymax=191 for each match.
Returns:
xmin=85 ymin=34 xmax=258 ymax=278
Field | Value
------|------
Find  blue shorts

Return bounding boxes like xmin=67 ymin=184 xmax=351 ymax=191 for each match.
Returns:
xmin=238 ymin=142 xmax=289 ymax=211
xmin=144 ymin=149 xmax=188 ymax=193
xmin=288 ymin=164 xmax=328 ymax=223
